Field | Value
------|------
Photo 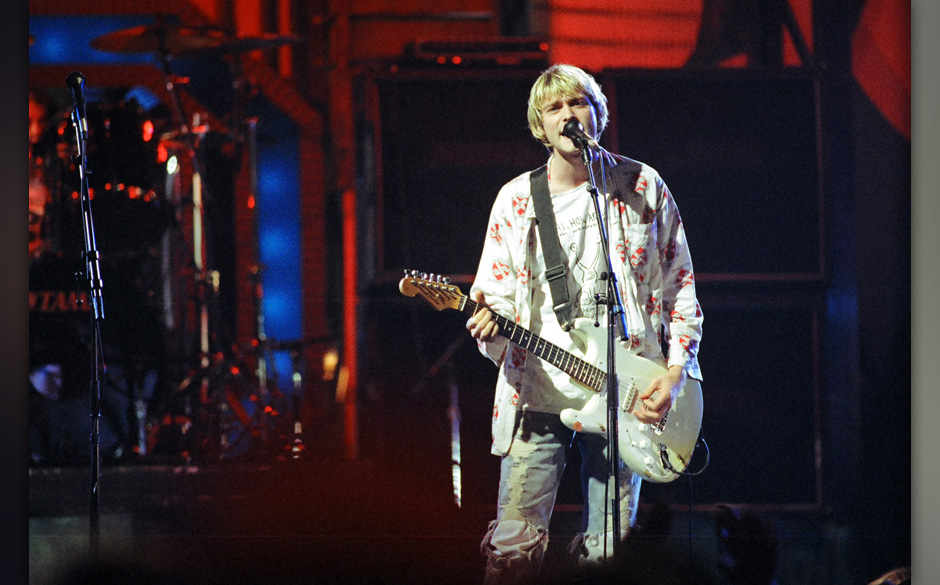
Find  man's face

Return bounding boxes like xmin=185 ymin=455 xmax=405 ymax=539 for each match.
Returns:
xmin=29 ymin=95 xmax=46 ymax=149
xmin=539 ymin=91 xmax=597 ymax=156
xmin=29 ymin=179 xmax=48 ymax=253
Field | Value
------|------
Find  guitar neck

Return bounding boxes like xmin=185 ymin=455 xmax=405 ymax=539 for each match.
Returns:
xmin=460 ymin=297 xmax=606 ymax=393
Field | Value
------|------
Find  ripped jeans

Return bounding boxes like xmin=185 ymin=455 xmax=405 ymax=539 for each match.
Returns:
xmin=480 ymin=410 xmax=642 ymax=584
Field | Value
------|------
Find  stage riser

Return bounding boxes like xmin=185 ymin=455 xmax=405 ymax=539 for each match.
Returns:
xmin=29 ymin=464 xmax=890 ymax=585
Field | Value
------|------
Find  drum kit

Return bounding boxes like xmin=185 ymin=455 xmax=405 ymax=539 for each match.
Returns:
xmin=28 ymin=22 xmax=307 ymax=467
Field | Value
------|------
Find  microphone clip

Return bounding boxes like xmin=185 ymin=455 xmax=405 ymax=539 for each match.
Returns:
xmin=562 ymin=118 xmax=600 ymax=152
xmin=66 ymin=72 xmax=88 ymax=142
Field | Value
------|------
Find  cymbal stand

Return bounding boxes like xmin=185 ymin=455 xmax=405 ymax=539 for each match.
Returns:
xmin=243 ymin=149 xmax=311 ymax=459
xmin=262 ymin=338 xmax=309 ymax=460
xmin=241 ymin=116 xmax=311 ymax=460
xmin=192 ymin=154 xmax=227 ymax=459
xmin=153 ymin=34 xmax=228 ymax=462
xmin=246 ymin=117 xmax=273 ymax=452
xmin=287 ymin=345 xmax=306 ymax=459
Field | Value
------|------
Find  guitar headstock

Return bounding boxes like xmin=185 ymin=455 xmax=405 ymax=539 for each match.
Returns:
xmin=399 ymin=270 xmax=464 ymax=312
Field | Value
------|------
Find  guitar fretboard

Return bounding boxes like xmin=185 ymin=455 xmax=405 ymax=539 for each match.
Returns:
xmin=461 ymin=298 xmax=606 ymax=393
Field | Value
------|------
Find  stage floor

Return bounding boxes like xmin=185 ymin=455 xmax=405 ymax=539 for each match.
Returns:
xmin=29 ymin=457 xmax=885 ymax=585
xmin=29 ymin=457 xmax=492 ymax=585
xmin=28 ymin=395 xmax=897 ymax=585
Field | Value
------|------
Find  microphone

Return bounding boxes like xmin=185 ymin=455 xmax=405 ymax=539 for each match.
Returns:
xmin=562 ymin=118 xmax=600 ymax=151
xmin=65 ymin=72 xmax=88 ymax=141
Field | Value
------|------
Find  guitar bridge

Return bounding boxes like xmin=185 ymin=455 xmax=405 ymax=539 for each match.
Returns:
xmin=652 ymin=410 xmax=668 ymax=435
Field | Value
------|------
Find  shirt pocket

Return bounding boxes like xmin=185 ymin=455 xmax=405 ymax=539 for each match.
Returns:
xmin=624 ymin=224 xmax=654 ymax=286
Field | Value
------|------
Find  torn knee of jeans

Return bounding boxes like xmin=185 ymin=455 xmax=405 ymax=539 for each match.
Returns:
xmin=480 ymin=518 xmax=547 ymax=561
xmin=505 ymin=468 xmax=529 ymax=513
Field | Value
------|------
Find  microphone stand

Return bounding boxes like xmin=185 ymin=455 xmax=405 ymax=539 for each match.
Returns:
xmin=69 ymin=81 xmax=107 ymax=559
xmin=581 ymin=144 xmax=629 ymax=558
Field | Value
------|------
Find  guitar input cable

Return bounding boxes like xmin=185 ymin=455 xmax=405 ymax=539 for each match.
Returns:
xmin=660 ymin=433 xmax=711 ymax=478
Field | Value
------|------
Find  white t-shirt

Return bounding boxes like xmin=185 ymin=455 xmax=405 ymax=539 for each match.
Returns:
xmin=522 ymin=181 xmax=607 ymax=413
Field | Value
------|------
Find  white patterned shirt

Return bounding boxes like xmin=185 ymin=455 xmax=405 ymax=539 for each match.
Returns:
xmin=470 ymin=155 xmax=703 ymax=457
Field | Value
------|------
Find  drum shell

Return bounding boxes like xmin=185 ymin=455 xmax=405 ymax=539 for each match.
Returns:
xmin=43 ymin=101 xmax=174 ymax=257
xmin=61 ymin=101 xmax=162 ymax=193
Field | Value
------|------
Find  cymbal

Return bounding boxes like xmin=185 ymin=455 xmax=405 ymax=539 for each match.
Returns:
xmin=91 ymin=24 xmax=231 ymax=55
xmin=190 ymin=33 xmax=304 ymax=56
xmin=91 ymin=23 xmax=302 ymax=56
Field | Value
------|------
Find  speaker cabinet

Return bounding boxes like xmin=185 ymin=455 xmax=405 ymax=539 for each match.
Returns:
xmin=377 ymin=70 xmax=549 ymax=279
xmin=606 ymin=71 xmax=822 ymax=281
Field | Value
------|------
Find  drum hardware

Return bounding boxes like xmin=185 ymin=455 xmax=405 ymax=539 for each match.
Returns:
xmin=39 ymin=97 xmax=176 ymax=259
xmin=80 ymin=20 xmax=307 ymax=465
xmin=94 ymin=22 xmax=232 ymax=464
xmin=30 ymin=77 xmax=173 ymax=477
xmin=263 ymin=337 xmax=333 ymax=459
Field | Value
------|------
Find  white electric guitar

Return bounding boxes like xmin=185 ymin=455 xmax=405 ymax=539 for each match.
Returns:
xmin=399 ymin=272 xmax=703 ymax=484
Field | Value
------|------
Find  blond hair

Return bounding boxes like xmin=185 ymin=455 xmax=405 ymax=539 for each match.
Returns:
xmin=526 ymin=64 xmax=609 ymax=146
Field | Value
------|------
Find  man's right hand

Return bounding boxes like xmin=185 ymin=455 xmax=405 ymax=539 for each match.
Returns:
xmin=466 ymin=290 xmax=500 ymax=342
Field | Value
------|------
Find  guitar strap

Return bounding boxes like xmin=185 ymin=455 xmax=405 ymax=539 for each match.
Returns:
xmin=530 ymin=164 xmax=575 ymax=332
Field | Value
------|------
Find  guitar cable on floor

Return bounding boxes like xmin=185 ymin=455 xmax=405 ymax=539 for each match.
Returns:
xmin=664 ymin=435 xmax=710 ymax=565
